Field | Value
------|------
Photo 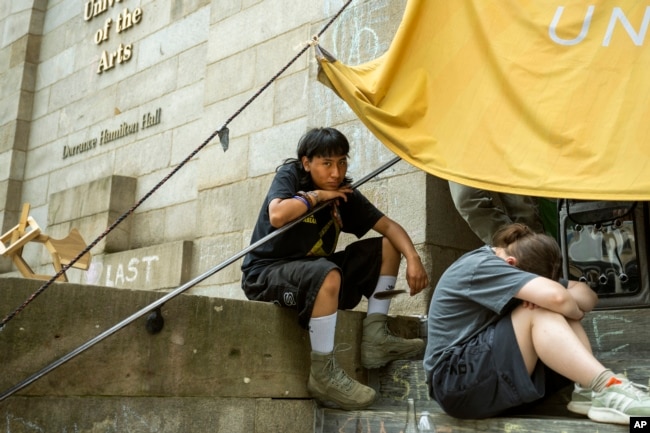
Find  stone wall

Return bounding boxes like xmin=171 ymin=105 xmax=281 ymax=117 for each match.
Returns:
xmin=0 ymin=0 xmax=480 ymax=315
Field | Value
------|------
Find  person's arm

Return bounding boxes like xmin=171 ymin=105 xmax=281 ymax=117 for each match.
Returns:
xmin=567 ymin=280 xmax=599 ymax=313
xmin=372 ymin=216 xmax=429 ymax=295
xmin=268 ymin=186 xmax=353 ymax=228
xmin=515 ymin=277 xmax=584 ymax=320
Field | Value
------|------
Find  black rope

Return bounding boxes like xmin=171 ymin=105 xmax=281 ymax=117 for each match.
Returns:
xmin=0 ymin=0 xmax=353 ymax=331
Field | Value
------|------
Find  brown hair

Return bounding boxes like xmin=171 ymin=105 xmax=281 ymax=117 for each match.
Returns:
xmin=492 ymin=223 xmax=562 ymax=281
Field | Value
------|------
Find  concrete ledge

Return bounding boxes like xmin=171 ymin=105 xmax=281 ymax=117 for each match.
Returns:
xmin=0 ymin=278 xmax=369 ymax=398
xmin=1 ymin=396 xmax=315 ymax=433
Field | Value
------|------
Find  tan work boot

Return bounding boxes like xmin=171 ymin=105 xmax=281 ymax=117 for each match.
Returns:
xmin=307 ymin=350 xmax=377 ymax=410
xmin=361 ymin=313 xmax=425 ymax=369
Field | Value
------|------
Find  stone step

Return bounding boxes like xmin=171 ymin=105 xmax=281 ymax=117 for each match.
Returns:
xmin=316 ymin=307 xmax=650 ymax=433
xmin=316 ymin=405 xmax=629 ymax=433
xmin=0 ymin=278 xmax=332 ymax=432
xmin=2 ymin=277 xmax=648 ymax=433
xmin=0 ymin=278 xmax=418 ymax=432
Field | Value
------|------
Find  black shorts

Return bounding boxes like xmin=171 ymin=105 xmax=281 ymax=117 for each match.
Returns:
xmin=241 ymin=237 xmax=383 ymax=328
xmin=429 ymin=315 xmax=570 ymax=419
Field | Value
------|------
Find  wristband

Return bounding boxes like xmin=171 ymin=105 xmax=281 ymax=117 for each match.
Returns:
xmin=293 ymin=195 xmax=310 ymax=210
xmin=297 ymin=190 xmax=319 ymax=208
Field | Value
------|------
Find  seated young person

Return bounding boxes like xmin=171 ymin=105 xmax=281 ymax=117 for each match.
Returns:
xmin=423 ymin=223 xmax=650 ymax=425
xmin=242 ymin=127 xmax=429 ymax=410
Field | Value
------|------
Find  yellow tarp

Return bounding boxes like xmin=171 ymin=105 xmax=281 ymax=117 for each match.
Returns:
xmin=317 ymin=0 xmax=650 ymax=200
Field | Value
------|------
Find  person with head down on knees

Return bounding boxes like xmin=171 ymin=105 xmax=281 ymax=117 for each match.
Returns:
xmin=242 ymin=127 xmax=429 ymax=410
xmin=423 ymin=223 xmax=650 ymax=426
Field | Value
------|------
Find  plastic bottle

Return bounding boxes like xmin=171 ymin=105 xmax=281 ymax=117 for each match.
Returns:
xmin=418 ymin=411 xmax=435 ymax=433
xmin=404 ymin=398 xmax=419 ymax=433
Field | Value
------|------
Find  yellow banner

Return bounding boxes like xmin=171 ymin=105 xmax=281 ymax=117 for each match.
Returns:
xmin=318 ymin=0 xmax=650 ymax=200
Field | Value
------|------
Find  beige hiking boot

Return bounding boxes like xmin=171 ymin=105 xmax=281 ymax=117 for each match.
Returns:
xmin=307 ymin=350 xmax=377 ymax=410
xmin=361 ymin=313 xmax=425 ymax=369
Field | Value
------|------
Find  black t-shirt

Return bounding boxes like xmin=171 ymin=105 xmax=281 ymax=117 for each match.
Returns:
xmin=241 ymin=163 xmax=384 ymax=277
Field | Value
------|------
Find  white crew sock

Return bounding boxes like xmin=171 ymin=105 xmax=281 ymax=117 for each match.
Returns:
xmin=367 ymin=275 xmax=397 ymax=315
xmin=308 ymin=312 xmax=337 ymax=354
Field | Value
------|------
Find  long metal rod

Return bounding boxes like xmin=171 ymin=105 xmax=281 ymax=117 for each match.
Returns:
xmin=0 ymin=156 xmax=401 ymax=401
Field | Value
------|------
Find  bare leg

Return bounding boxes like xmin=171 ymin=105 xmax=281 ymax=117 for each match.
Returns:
xmin=380 ymin=237 xmax=400 ymax=276
xmin=511 ymin=305 xmax=606 ymax=387
xmin=311 ymin=269 xmax=341 ymax=318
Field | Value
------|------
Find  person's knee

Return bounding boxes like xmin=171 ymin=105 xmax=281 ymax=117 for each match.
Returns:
xmin=512 ymin=304 xmax=567 ymax=326
xmin=319 ymin=270 xmax=342 ymax=298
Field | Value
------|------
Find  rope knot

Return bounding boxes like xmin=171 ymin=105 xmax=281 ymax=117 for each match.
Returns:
xmin=294 ymin=35 xmax=319 ymax=52
xmin=307 ymin=35 xmax=319 ymax=47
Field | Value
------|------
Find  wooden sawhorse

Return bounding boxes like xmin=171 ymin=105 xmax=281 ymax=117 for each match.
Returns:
xmin=0 ymin=204 xmax=91 ymax=282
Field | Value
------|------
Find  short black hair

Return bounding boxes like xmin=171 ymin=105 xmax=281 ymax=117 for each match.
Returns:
xmin=279 ymin=127 xmax=353 ymax=189
xmin=296 ymin=127 xmax=350 ymax=160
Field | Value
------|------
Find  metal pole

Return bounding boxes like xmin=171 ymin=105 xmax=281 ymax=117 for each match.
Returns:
xmin=0 ymin=156 xmax=401 ymax=401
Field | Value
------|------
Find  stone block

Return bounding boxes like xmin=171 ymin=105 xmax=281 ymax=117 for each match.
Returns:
xmin=26 ymin=111 xmax=59 ymax=149
xmin=34 ymin=46 xmax=74 ymax=90
xmin=16 ymin=89 xmax=34 ymax=121
xmin=197 ymin=179 xmax=263 ymax=236
xmin=48 ymin=175 xmax=136 ymax=253
xmin=0 ymin=153 xmax=11 ymax=182
xmin=205 ymin=48 xmax=256 ymax=99
xmin=170 ymin=0 xmax=210 ymax=21
xmin=137 ymin=9 xmax=209 ymax=72
xmin=274 ymin=72 xmax=309 ymax=124
xmin=134 ymin=160 xmax=198 ymax=213
xmin=197 ymin=134 xmax=249 ymax=190
xmin=1 ymin=396 xmax=314 ymax=433
xmin=164 ymin=201 xmax=198 ymax=241
xmin=116 ymin=57 xmax=177 ymax=112
xmin=216 ymin=1 xmax=317 ymax=62
xmin=129 ymin=208 xmax=166 ymax=249
xmin=114 ymin=130 xmax=173 ymax=176
xmin=3 ymin=10 xmax=32 ymax=47
xmin=0 ymin=95 xmax=20 ymax=126
xmin=178 ymin=42 xmax=207 ymax=89
xmin=56 ymin=86 xmax=119 ymax=134
xmin=2 ymin=150 xmax=25 ymax=185
xmin=248 ymin=118 xmax=307 ymax=178
xmin=202 ymin=83 xmax=275 ymax=135
xmin=41 ymin=0 xmax=77 ymax=34
xmin=49 ymin=69 xmax=91 ymax=113
xmin=0 ymin=123 xmax=14 ymax=153
xmin=37 ymin=16 xmax=67 ymax=64
xmin=1 ymin=66 xmax=23 ymax=101
xmin=149 ymin=81 xmax=205 ymax=131
xmin=56 ymin=176 xmax=135 ymax=221
xmin=357 ymin=170 xmax=428 ymax=245
xmin=85 ymin=241 xmax=192 ymax=290
xmin=0 ymin=179 xmax=25 ymax=230
xmin=192 ymin=233 xmax=244 ymax=283
xmin=252 ymin=25 xmax=309 ymax=86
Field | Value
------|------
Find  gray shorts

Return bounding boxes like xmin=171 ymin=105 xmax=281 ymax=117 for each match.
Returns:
xmin=429 ymin=315 xmax=570 ymax=418
xmin=241 ymin=237 xmax=382 ymax=328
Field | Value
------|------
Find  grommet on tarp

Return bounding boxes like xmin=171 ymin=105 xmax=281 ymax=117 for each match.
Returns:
xmin=145 ymin=307 xmax=164 ymax=335
xmin=218 ymin=127 xmax=229 ymax=151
